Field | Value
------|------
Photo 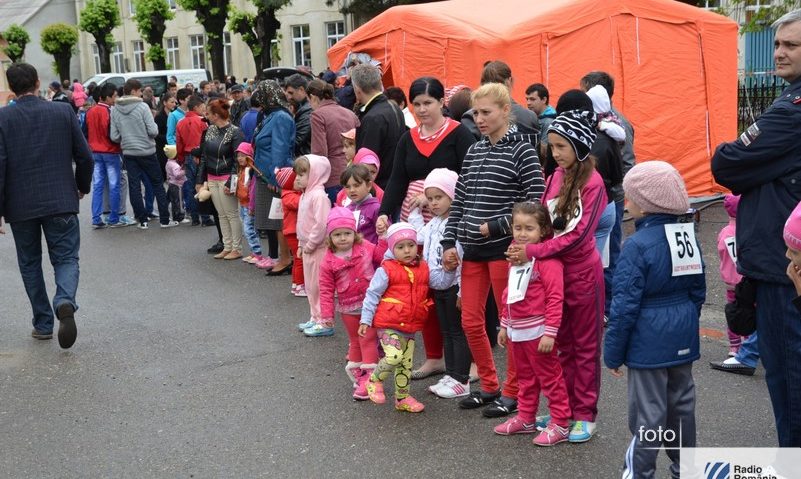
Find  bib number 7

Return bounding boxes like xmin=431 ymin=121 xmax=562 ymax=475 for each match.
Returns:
xmin=507 ymin=261 xmax=534 ymax=304
xmin=664 ymin=223 xmax=702 ymax=276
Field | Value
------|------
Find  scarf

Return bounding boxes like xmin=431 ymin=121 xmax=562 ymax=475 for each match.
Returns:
xmin=410 ymin=118 xmax=460 ymax=158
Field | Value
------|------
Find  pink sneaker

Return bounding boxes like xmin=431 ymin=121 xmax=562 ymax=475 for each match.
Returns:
xmin=395 ymin=396 xmax=425 ymax=413
xmin=248 ymin=254 xmax=264 ymax=265
xmin=294 ymin=285 xmax=307 ymax=297
xmin=533 ymin=423 xmax=570 ymax=446
xmin=256 ymin=257 xmax=276 ymax=270
xmin=494 ymin=416 xmax=538 ymax=435
xmin=353 ymin=369 xmax=372 ymax=401
xmin=345 ymin=362 xmax=363 ymax=386
xmin=366 ymin=380 xmax=385 ymax=404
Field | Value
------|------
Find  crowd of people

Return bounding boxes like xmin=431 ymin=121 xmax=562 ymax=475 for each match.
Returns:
xmin=3 ymin=8 xmax=801 ymax=478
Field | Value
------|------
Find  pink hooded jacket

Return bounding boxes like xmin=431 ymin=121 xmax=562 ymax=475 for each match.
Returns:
xmin=717 ymin=194 xmax=741 ymax=293
xmin=297 ymin=154 xmax=331 ymax=253
xmin=319 ymin=240 xmax=387 ymax=320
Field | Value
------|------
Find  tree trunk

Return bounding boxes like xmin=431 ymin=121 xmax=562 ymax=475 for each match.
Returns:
xmin=96 ymin=39 xmax=112 ymax=73
xmin=55 ymin=51 xmax=72 ymax=81
xmin=152 ymin=56 xmax=167 ymax=70
xmin=250 ymin=53 xmax=263 ymax=80
xmin=208 ymin=36 xmax=225 ymax=82
xmin=257 ymin=8 xmax=281 ymax=73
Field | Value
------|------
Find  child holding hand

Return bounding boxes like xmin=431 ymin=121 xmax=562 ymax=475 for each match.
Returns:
xmin=358 ymin=222 xmax=433 ymax=413
xmin=274 ymin=167 xmax=305 ymax=294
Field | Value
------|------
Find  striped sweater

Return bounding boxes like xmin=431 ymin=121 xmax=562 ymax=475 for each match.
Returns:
xmin=441 ymin=127 xmax=544 ymax=261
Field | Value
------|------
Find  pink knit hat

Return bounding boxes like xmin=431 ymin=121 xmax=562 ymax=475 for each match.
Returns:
xmin=235 ymin=142 xmax=254 ymax=158
xmin=424 ymin=168 xmax=458 ymax=200
xmin=723 ymin=194 xmax=740 ymax=219
xmin=327 ymin=206 xmax=356 ymax=235
xmin=622 ymin=161 xmax=690 ymax=215
xmin=784 ymin=201 xmax=801 ymax=251
xmin=353 ymin=147 xmax=380 ymax=169
xmin=387 ymin=222 xmax=418 ymax=252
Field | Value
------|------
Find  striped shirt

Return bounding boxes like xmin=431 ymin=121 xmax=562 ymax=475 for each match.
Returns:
xmin=442 ymin=127 xmax=545 ymax=261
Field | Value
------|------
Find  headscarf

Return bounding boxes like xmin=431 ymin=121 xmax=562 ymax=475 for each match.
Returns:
xmin=253 ymin=80 xmax=289 ymax=111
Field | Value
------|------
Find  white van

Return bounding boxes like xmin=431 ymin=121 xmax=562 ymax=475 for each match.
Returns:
xmin=83 ymin=69 xmax=211 ymax=97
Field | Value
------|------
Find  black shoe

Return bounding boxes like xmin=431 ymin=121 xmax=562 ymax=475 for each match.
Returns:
xmin=207 ymin=242 xmax=224 ymax=254
xmin=191 ymin=219 xmax=201 ymax=226
xmin=92 ymin=222 xmax=107 ymax=229
xmin=31 ymin=329 xmax=53 ymax=340
xmin=458 ymin=390 xmax=500 ymax=409
xmin=56 ymin=303 xmax=77 ymax=349
xmin=202 ymin=219 xmax=215 ymax=227
xmin=147 ymin=213 xmax=158 ymax=220
xmin=709 ymin=360 xmax=755 ymax=376
xmin=266 ymin=263 xmax=293 ymax=276
xmin=482 ymin=397 xmax=518 ymax=418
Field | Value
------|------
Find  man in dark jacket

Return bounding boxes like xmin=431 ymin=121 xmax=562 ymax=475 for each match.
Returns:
xmin=711 ymin=9 xmax=801 ymax=448
xmin=351 ymin=64 xmax=406 ymax=188
xmin=0 ymin=63 xmax=93 ymax=349
xmin=285 ymin=74 xmax=312 ymax=156
xmin=228 ymin=84 xmax=249 ymax=127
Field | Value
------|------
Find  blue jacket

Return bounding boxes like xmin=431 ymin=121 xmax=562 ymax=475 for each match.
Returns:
xmin=711 ymin=77 xmax=801 ymax=284
xmin=253 ymin=108 xmax=296 ymax=188
xmin=0 ymin=96 xmax=93 ymax=223
xmin=604 ymin=214 xmax=706 ymax=370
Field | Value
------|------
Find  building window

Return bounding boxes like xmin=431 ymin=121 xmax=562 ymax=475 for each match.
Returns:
xmin=128 ymin=0 xmax=136 ymax=16
xmin=112 ymin=42 xmax=125 ymax=73
xmin=92 ymin=44 xmax=101 ymax=74
xmin=168 ymin=0 xmax=177 ymax=10
xmin=133 ymin=40 xmax=146 ymax=71
xmin=166 ymin=37 xmax=179 ymax=69
xmin=271 ymin=38 xmax=281 ymax=67
xmin=326 ymin=21 xmax=346 ymax=49
xmin=292 ymin=25 xmax=311 ymax=69
xmin=223 ymin=32 xmax=232 ymax=75
xmin=190 ymin=34 xmax=206 ymax=70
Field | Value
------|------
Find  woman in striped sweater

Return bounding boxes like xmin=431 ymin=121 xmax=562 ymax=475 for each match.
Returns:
xmin=441 ymin=83 xmax=545 ymax=418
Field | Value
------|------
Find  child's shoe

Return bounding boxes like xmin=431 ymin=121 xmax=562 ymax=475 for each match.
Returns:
xmin=395 ymin=396 xmax=425 ymax=413
xmin=427 ymin=375 xmax=453 ymax=395
xmin=353 ymin=366 xmax=374 ymax=401
xmin=494 ymin=416 xmax=538 ymax=435
xmin=533 ymin=423 xmax=570 ymax=446
xmin=294 ymin=285 xmax=308 ymax=297
xmin=434 ymin=377 xmax=470 ymax=399
xmin=458 ymin=390 xmax=500 ymax=409
xmin=242 ymin=254 xmax=254 ymax=263
xmin=303 ymin=323 xmax=334 ymax=337
xmin=345 ymin=361 xmax=363 ymax=386
xmin=366 ymin=379 xmax=385 ymax=404
xmin=256 ymin=257 xmax=276 ymax=270
xmin=568 ymin=420 xmax=596 ymax=443
xmin=482 ymin=396 xmax=518 ymax=418
xmin=297 ymin=318 xmax=315 ymax=331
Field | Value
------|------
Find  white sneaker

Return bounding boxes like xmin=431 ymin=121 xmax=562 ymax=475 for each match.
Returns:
xmin=434 ymin=377 xmax=470 ymax=399
xmin=180 ymin=218 xmax=192 ymax=224
xmin=160 ymin=220 xmax=179 ymax=228
xmin=427 ymin=375 xmax=453 ymax=394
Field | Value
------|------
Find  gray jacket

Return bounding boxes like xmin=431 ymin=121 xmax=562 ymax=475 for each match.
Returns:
xmin=110 ymin=96 xmax=158 ymax=156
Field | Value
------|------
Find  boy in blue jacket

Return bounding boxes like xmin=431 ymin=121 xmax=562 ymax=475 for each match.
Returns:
xmin=605 ymin=161 xmax=705 ymax=479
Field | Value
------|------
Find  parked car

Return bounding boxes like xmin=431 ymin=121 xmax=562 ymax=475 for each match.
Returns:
xmin=83 ymin=69 xmax=211 ymax=97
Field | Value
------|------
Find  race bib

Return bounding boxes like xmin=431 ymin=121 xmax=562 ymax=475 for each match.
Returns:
xmin=507 ymin=261 xmax=534 ymax=304
xmin=267 ymin=196 xmax=283 ymax=220
xmin=547 ymin=196 xmax=582 ymax=237
xmin=724 ymin=236 xmax=737 ymax=264
xmin=664 ymin=223 xmax=702 ymax=276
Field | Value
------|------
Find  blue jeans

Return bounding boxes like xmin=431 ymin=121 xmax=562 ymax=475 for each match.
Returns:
xmin=91 ymin=153 xmax=122 ymax=224
xmin=183 ymin=160 xmax=207 ymax=221
xmin=239 ymin=205 xmax=262 ymax=255
xmin=736 ymin=332 xmax=760 ymax=368
xmin=10 ymin=214 xmax=80 ymax=334
xmin=143 ymin=176 xmax=155 ymax=214
xmin=604 ymin=199 xmax=625 ymax=315
xmin=594 ymin=201 xmax=616 ymax=262
xmin=325 ymin=185 xmax=342 ymax=205
xmin=125 ymin=154 xmax=170 ymax=225
xmin=755 ymin=281 xmax=801 ymax=446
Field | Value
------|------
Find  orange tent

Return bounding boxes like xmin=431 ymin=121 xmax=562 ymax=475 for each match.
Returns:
xmin=328 ymin=0 xmax=738 ymax=197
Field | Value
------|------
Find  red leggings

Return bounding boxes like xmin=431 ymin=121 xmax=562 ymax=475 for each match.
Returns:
xmin=422 ymin=304 xmax=443 ymax=360
xmin=285 ymin=234 xmax=304 ymax=286
xmin=341 ymin=313 xmax=379 ymax=364
xmin=460 ymin=260 xmax=517 ymax=398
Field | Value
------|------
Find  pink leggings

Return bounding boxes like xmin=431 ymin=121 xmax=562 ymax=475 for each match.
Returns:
xmin=303 ymin=247 xmax=326 ymax=323
xmin=341 ymin=313 xmax=379 ymax=363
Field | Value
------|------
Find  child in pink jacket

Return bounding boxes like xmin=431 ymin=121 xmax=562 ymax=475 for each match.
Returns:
xmin=717 ymin=194 xmax=744 ymax=356
xmin=319 ymin=207 xmax=386 ymax=400
xmin=295 ymin=154 xmax=332 ymax=336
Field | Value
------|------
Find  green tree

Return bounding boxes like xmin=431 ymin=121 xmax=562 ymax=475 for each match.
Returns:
xmin=2 ymin=24 xmax=31 ymax=63
xmin=327 ymin=0 xmax=440 ymax=25
xmin=229 ymin=0 xmax=289 ymax=79
xmin=132 ymin=0 xmax=175 ymax=70
xmin=178 ymin=0 xmax=231 ymax=81
xmin=79 ymin=0 xmax=122 ymax=73
xmin=40 ymin=23 xmax=79 ymax=81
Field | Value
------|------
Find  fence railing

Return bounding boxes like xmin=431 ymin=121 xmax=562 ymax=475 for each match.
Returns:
xmin=738 ymin=73 xmax=786 ymax=134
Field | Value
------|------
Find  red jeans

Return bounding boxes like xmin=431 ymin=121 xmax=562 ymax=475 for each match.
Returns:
xmin=422 ymin=303 xmax=443 ymax=360
xmin=511 ymin=337 xmax=571 ymax=427
xmin=285 ymin=234 xmax=304 ymax=286
xmin=460 ymin=260 xmax=517 ymax=398
xmin=341 ymin=313 xmax=379 ymax=364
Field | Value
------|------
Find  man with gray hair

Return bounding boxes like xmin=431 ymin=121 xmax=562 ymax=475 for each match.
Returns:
xmin=285 ymin=73 xmax=312 ymax=156
xmin=351 ymin=64 xmax=406 ymax=188
xmin=712 ymin=8 xmax=801 ymax=447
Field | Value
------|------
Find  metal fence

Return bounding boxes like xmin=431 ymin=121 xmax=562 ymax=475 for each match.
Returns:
xmin=738 ymin=74 xmax=786 ymax=134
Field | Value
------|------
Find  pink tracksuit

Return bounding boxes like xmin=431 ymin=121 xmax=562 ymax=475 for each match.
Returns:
xmin=297 ymin=154 xmax=332 ymax=325
xmin=526 ymin=167 xmax=607 ymax=423
xmin=718 ymin=218 xmax=744 ymax=350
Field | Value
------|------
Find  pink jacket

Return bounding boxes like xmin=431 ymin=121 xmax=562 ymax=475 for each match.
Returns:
xmin=500 ymin=257 xmax=564 ymax=338
xmin=297 ymin=154 xmax=331 ymax=253
xmin=717 ymin=220 xmax=741 ymax=291
xmin=525 ymin=168 xmax=607 ymax=272
xmin=166 ymin=159 xmax=186 ymax=187
xmin=319 ymin=240 xmax=386 ymax=321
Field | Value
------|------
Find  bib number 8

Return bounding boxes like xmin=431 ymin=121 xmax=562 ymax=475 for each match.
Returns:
xmin=673 ymin=231 xmax=695 ymax=259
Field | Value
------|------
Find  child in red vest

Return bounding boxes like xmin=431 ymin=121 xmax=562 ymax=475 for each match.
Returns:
xmin=358 ymin=222 xmax=433 ymax=413
xmin=275 ymin=167 xmax=305 ymax=296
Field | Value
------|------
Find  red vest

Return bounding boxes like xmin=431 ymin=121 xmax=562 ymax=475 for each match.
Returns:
xmin=373 ymin=259 xmax=432 ymax=334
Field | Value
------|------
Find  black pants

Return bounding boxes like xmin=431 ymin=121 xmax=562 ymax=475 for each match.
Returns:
xmin=124 ymin=154 xmax=169 ymax=225
xmin=166 ymin=184 xmax=184 ymax=221
xmin=434 ymin=286 xmax=472 ymax=384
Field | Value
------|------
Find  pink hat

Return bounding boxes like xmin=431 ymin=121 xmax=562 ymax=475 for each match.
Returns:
xmin=723 ymin=194 xmax=740 ymax=219
xmin=784 ymin=201 xmax=801 ymax=251
xmin=424 ymin=168 xmax=458 ymax=200
xmin=387 ymin=222 xmax=418 ymax=252
xmin=275 ymin=167 xmax=296 ymax=190
xmin=353 ymin=148 xmax=380 ymax=169
xmin=327 ymin=207 xmax=356 ymax=235
xmin=622 ymin=161 xmax=689 ymax=216
xmin=340 ymin=128 xmax=356 ymax=141
xmin=235 ymin=142 xmax=254 ymax=157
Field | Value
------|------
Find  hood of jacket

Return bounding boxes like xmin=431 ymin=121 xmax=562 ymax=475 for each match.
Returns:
xmin=304 ymin=154 xmax=331 ymax=191
xmin=586 ymin=85 xmax=611 ymax=114
xmin=115 ymin=96 xmax=145 ymax=115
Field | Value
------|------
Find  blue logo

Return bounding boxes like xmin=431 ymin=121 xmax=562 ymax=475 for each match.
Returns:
xmin=705 ymin=462 xmax=731 ymax=479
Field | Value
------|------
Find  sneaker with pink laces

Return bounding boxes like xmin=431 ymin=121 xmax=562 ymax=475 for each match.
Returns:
xmin=494 ymin=416 xmax=538 ymax=435
xmin=366 ymin=379 xmax=385 ymax=404
xmin=256 ymin=257 xmax=276 ymax=270
xmin=395 ymin=396 xmax=425 ymax=413
xmin=533 ymin=423 xmax=570 ymax=446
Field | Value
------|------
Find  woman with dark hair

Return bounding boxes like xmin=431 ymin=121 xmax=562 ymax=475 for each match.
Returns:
xmin=445 ymin=85 xmax=472 ymax=123
xmin=155 ymin=92 xmax=177 ymax=180
xmin=375 ymin=76 xmax=476 ymax=380
xmin=307 ymin=78 xmax=359 ymax=203
xmin=196 ymin=99 xmax=245 ymax=259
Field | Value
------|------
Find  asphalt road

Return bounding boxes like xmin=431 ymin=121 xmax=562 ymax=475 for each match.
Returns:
xmin=0 ymin=199 xmax=777 ymax=478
